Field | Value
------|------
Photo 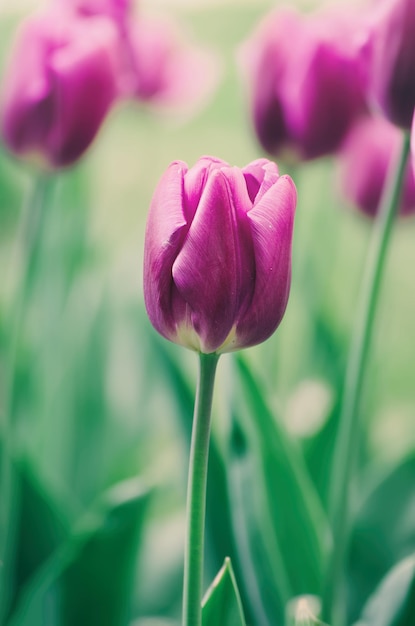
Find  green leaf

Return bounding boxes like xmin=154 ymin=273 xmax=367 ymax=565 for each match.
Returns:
xmin=356 ymin=555 xmax=415 ymax=626
xmin=202 ymin=557 xmax=246 ymax=626
xmin=8 ymin=477 xmax=152 ymax=626
xmin=0 ymin=446 xmax=69 ymax=622
xmin=60 ymin=478 xmax=152 ymax=626
xmin=10 ymin=461 xmax=68 ymax=616
xmin=228 ymin=355 xmax=330 ymax=623
xmin=348 ymin=454 xmax=415 ymax=622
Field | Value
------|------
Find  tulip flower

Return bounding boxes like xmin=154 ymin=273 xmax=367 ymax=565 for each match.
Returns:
xmin=121 ymin=17 xmax=219 ymax=116
xmin=337 ymin=115 xmax=415 ymax=216
xmin=366 ymin=0 xmax=415 ymax=130
xmin=241 ymin=7 xmax=367 ymax=160
xmin=144 ymin=157 xmax=296 ymax=626
xmin=143 ymin=156 xmax=296 ymax=355
xmin=0 ymin=8 xmax=119 ymax=168
xmin=61 ymin=0 xmax=219 ymax=116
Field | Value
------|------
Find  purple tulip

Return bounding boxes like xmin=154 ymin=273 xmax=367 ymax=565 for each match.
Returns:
xmin=337 ymin=114 xmax=415 ymax=217
xmin=62 ymin=0 xmax=220 ymax=116
xmin=0 ymin=8 xmax=119 ymax=168
xmin=143 ymin=157 xmax=296 ymax=354
xmin=366 ymin=0 xmax=415 ymax=130
xmin=241 ymin=7 xmax=367 ymax=160
xmin=118 ymin=16 xmax=220 ymax=117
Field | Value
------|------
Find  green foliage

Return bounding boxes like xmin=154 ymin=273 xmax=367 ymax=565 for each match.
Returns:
xmin=348 ymin=454 xmax=415 ymax=622
xmin=356 ymin=555 xmax=415 ymax=626
xmin=237 ymin=354 xmax=330 ymax=589
xmin=202 ymin=558 xmax=246 ymax=626
xmin=60 ymin=479 xmax=152 ymax=626
xmin=8 ymin=478 xmax=152 ymax=626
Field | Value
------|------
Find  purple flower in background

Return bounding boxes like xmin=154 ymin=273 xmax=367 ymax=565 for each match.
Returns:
xmin=1 ymin=0 xmax=219 ymax=169
xmin=122 ymin=16 xmax=219 ymax=115
xmin=0 ymin=7 xmax=119 ymax=168
xmin=143 ymin=157 xmax=296 ymax=354
xmin=337 ymin=115 xmax=415 ymax=217
xmin=366 ymin=0 xmax=415 ymax=130
xmin=241 ymin=7 xmax=367 ymax=161
xmin=63 ymin=0 xmax=220 ymax=115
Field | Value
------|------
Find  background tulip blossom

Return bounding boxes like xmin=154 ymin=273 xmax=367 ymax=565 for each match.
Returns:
xmin=366 ymin=0 xmax=415 ymax=130
xmin=62 ymin=0 xmax=220 ymax=116
xmin=121 ymin=16 xmax=219 ymax=117
xmin=337 ymin=115 xmax=415 ymax=217
xmin=143 ymin=157 xmax=296 ymax=354
xmin=240 ymin=7 xmax=367 ymax=161
xmin=0 ymin=8 xmax=119 ymax=169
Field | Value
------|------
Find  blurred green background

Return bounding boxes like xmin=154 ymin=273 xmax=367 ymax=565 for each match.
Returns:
xmin=1 ymin=1 xmax=415 ymax=625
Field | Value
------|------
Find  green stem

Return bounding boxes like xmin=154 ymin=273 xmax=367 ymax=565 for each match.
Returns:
xmin=0 ymin=173 xmax=53 ymax=624
xmin=182 ymin=352 xmax=219 ymax=626
xmin=322 ymin=131 xmax=411 ymax=626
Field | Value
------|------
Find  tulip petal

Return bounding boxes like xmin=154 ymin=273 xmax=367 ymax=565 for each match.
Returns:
xmin=0 ymin=10 xmax=119 ymax=167
xmin=1 ymin=17 xmax=52 ymax=154
xmin=183 ymin=156 xmax=227 ymax=221
xmin=292 ymin=40 xmax=366 ymax=158
xmin=217 ymin=165 xmax=257 ymax=311
xmin=124 ymin=16 xmax=221 ymax=119
xmin=240 ymin=6 xmax=367 ymax=160
xmin=369 ymin=0 xmax=415 ymax=130
xmin=243 ymin=158 xmax=280 ymax=204
xmin=240 ymin=9 xmax=296 ymax=155
xmin=144 ymin=161 xmax=189 ymax=341
xmin=337 ymin=114 xmax=415 ymax=217
xmin=172 ymin=169 xmax=241 ymax=353
xmin=235 ymin=174 xmax=296 ymax=349
xmin=46 ymin=16 xmax=118 ymax=165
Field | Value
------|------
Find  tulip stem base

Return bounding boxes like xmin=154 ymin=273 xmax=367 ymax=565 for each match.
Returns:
xmin=322 ymin=131 xmax=411 ymax=626
xmin=182 ymin=352 xmax=219 ymax=626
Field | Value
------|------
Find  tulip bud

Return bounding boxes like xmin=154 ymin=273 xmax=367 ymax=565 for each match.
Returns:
xmin=337 ymin=115 xmax=415 ymax=217
xmin=0 ymin=8 xmax=119 ymax=169
xmin=240 ymin=7 xmax=367 ymax=160
xmin=143 ymin=157 xmax=296 ymax=354
xmin=366 ymin=0 xmax=415 ymax=130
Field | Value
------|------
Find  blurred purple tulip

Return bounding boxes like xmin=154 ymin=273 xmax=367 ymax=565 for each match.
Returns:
xmin=241 ymin=7 xmax=367 ymax=161
xmin=62 ymin=0 xmax=220 ymax=116
xmin=121 ymin=16 xmax=219 ymax=116
xmin=143 ymin=157 xmax=296 ymax=354
xmin=0 ymin=8 xmax=119 ymax=168
xmin=366 ymin=0 xmax=415 ymax=130
xmin=337 ymin=115 xmax=415 ymax=217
